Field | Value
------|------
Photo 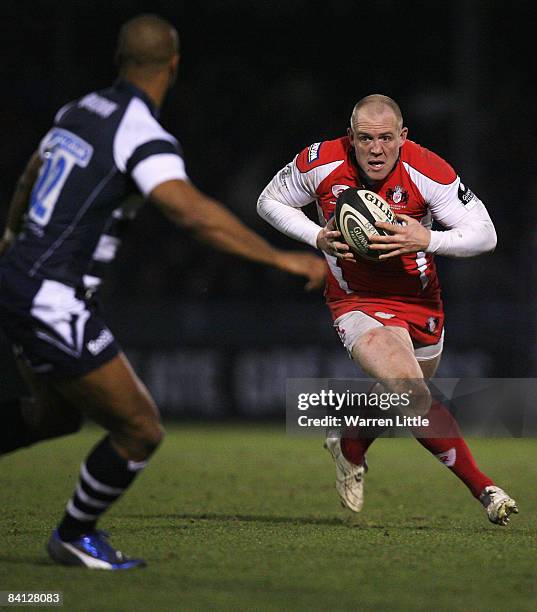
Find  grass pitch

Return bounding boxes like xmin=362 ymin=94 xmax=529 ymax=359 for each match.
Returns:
xmin=1 ymin=424 xmax=536 ymax=611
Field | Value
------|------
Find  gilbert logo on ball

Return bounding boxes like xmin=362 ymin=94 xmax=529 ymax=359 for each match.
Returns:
xmin=335 ymin=189 xmax=397 ymax=261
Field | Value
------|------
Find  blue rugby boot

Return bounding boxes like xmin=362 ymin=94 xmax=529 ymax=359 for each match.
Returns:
xmin=47 ymin=529 xmax=146 ymax=570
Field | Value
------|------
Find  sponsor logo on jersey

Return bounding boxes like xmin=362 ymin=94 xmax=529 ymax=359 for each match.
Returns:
xmin=279 ymin=164 xmax=292 ymax=191
xmin=45 ymin=128 xmax=93 ymax=166
xmin=435 ymin=448 xmax=456 ymax=467
xmin=79 ymin=93 xmax=118 ymax=118
xmin=385 ymin=185 xmax=408 ymax=206
xmin=87 ymin=328 xmax=114 ymax=355
xmin=307 ymin=142 xmax=322 ymax=163
xmin=331 ymin=184 xmax=351 ymax=198
xmin=425 ymin=316 xmax=439 ymax=333
xmin=458 ymin=181 xmax=475 ymax=205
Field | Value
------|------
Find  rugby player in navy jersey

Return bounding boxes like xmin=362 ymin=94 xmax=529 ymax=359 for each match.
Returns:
xmin=0 ymin=14 xmax=325 ymax=570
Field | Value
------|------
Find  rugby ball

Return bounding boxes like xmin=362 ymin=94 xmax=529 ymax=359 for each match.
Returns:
xmin=335 ymin=188 xmax=397 ymax=261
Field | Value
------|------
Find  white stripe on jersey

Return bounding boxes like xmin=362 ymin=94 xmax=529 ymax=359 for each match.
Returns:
xmin=257 ymin=157 xmax=344 ymax=248
xmin=402 ymin=161 xmax=476 ymax=224
xmin=402 ymin=161 xmax=496 ymax=257
xmin=112 ymin=97 xmax=179 ymax=173
xmin=131 ymin=153 xmax=187 ymax=197
xmin=325 ymin=254 xmax=352 ymax=294
xmin=415 ymin=251 xmax=430 ymax=290
xmin=262 ymin=157 xmax=345 ymax=208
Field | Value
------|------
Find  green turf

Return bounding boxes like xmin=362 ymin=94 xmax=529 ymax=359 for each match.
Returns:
xmin=1 ymin=425 xmax=536 ymax=611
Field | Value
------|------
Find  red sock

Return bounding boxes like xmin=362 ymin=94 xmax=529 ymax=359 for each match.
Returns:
xmin=411 ymin=401 xmax=493 ymax=498
xmin=341 ymin=437 xmax=375 ymax=465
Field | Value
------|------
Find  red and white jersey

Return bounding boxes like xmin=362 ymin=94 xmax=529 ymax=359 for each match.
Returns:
xmin=262 ymin=136 xmax=469 ymax=305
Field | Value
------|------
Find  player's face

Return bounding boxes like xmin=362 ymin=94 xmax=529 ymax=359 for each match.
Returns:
xmin=348 ymin=108 xmax=408 ymax=184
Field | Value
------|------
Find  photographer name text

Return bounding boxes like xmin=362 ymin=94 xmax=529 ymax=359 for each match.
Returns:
xmin=297 ymin=414 xmax=429 ymax=428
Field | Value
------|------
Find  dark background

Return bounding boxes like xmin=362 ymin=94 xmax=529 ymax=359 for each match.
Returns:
xmin=1 ymin=1 xmax=536 ymax=415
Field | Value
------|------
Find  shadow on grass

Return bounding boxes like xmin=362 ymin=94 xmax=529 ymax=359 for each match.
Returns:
xmin=121 ymin=512 xmax=530 ymax=534
xmin=121 ymin=511 xmax=436 ymax=530
xmin=124 ymin=512 xmax=347 ymax=527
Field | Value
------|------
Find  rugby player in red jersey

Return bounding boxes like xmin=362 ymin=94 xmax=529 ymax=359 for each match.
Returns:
xmin=258 ymin=94 xmax=518 ymax=525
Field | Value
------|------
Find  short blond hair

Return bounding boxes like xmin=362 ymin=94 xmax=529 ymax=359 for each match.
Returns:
xmin=350 ymin=94 xmax=403 ymax=130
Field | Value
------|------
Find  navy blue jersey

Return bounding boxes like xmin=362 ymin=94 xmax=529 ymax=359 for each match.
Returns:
xmin=5 ymin=80 xmax=187 ymax=292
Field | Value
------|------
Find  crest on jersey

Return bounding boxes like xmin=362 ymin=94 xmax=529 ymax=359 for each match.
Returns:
xmin=331 ymin=184 xmax=351 ymax=198
xmin=386 ymin=185 xmax=408 ymax=206
xmin=426 ymin=316 xmax=439 ymax=334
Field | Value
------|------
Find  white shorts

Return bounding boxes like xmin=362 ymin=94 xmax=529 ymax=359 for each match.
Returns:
xmin=0 ymin=272 xmax=119 ymax=378
xmin=334 ymin=310 xmax=444 ymax=362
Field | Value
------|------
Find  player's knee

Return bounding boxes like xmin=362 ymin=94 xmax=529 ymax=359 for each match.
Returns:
xmin=357 ymin=328 xmax=418 ymax=376
xmin=109 ymin=417 xmax=164 ymax=461
xmin=125 ymin=414 xmax=164 ymax=457
xmin=402 ymin=379 xmax=431 ymax=418
xmin=142 ymin=420 xmax=165 ymax=454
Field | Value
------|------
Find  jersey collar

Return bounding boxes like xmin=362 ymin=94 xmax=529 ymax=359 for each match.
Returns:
xmin=114 ymin=79 xmax=160 ymax=118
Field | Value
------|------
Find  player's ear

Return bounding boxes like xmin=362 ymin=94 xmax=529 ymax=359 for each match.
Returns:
xmin=400 ymin=126 xmax=408 ymax=143
xmin=169 ymin=54 xmax=180 ymax=86
xmin=347 ymin=127 xmax=355 ymax=145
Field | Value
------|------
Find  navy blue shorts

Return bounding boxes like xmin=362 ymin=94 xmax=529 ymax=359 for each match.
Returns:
xmin=0 ymin=264 xmax=120 ymax=379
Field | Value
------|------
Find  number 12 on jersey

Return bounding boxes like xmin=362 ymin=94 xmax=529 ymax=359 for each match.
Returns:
xmin=29 ymin=128 xmax=93 ymax=227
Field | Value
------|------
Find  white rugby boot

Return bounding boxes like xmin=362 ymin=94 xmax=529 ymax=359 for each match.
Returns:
xmin=324 ymin=435 xmax=367 ymax=512
xmin=479 ymin=485 xmax=519 ymax=526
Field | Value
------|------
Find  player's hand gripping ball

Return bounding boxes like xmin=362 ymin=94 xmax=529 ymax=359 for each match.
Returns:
xmin=335 ymin=188 xmax=397 ymax=261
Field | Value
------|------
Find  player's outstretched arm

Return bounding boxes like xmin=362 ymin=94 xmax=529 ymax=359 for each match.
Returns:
xmin=0 ymin=151 xmax=41 ymax=257
xmin=149 ymin=179 xmax=326 ymax=290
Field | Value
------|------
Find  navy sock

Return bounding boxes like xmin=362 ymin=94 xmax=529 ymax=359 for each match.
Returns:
xmin=57 ymin=435 xmax=148 ymax=541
